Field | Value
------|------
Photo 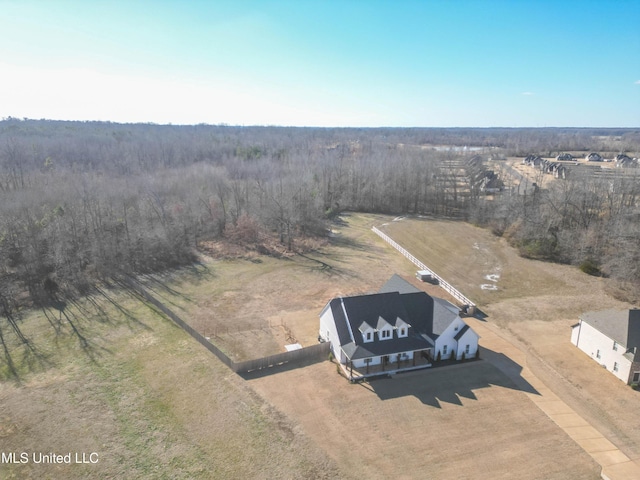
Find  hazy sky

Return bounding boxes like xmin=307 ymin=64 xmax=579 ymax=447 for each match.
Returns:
xmin=1 ymin=0 xmax=639 ymax=127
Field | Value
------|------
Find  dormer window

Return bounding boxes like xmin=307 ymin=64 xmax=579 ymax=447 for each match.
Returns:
xmin=613 ymin=341 xmax=618 ymax=351
xmin=377 ymin=316 xmax=393 ymax=341
xmin=359 ymin=321 xmax=374 ymax=343
xmin=395 ymin=318 xmax=410 ymax=338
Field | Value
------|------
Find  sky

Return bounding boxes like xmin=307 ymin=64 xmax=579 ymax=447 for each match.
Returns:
xmin=1 ymin=0 xmax=639 ymax=127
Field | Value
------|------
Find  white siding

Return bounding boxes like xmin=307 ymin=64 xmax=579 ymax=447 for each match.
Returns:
xmin=572 ymin=320 xmax=633 ymax=383
xmin=319 ymin=307 xmax=347 ymax=364
xmin=570 ymin=324 xmax=580 ymax=345
xmin=456 ymin=328 xmax=479 ymax=360
xmin=435 ymin=317 xmax=479 ymax=360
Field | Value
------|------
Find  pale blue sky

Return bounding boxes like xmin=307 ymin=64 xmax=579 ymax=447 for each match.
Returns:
xmin=1 ymin=1 xmax=639 ymax=127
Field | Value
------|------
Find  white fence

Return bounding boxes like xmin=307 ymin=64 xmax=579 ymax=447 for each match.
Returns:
xmin=371 ymin=226 xmax=476 ymax=308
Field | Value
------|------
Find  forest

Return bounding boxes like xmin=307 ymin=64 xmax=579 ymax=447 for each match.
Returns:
xmin=1 ymin=118 xmax=639 ymax=354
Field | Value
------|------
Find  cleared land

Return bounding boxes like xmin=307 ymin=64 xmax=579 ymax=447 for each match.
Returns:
xmin=1 ymin=212 xmax=636 ymax=479
xmin=248 ymin=359 xmax=599 ymax=480
xmin=380 ymin=216 xmax=640 ymax=461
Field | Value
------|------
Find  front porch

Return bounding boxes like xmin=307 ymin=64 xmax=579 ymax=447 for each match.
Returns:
xmin=340 ymin=350 xmax=433 ymax=382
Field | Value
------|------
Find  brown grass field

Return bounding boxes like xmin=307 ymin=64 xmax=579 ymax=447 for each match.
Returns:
xmin=1 ymin=212 xmax=637 ymax=479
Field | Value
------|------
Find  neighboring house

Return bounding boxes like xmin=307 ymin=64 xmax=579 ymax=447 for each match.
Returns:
xmin=585 ymin=152 xmax=603 ymax=162
xmin=615 ymin=154 xmax=638 ymax=169
xmin=554 ymin=165 xmax=568 ymax=179
xmin=319 ymin=275 xmax=479 ymax=379
xmin=570 ymin=309 xmax=640 ymax=385
xmin=556 ymin=153 xmax=573 ymax=161
xmin=523 ymin=154 xmax=542 ymax=167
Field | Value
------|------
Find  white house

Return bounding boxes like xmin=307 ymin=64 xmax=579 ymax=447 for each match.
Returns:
xmin=319 ymin=275 xmax=479 ymax=379
xmin=571 ymin=309 xmax=640 ymax=385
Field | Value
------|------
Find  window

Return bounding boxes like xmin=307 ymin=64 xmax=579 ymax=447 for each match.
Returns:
xmin=400 ymin=328 xmax=406 ymax=336
xmin=465 ymin=344 xmax=470 ymax=354
xmin=596 ymin=349 xmax=601 ymax=359
xmin=366 ymin=332 xmax=372 ymax=341
xmin=633 ymin=372 xmax=640 ymax=383
xmin=613 ymin=341 xmax=618 ymax=351
xmin=613 ymin=362 xmax=619 ymax=372
xmin=443 ymin=345 xmax=448 ymax=355
xmin=381 ymin=329 xmax=391 ymax=339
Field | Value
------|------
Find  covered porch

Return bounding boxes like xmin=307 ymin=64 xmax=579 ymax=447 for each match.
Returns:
xmin=341 ymin=349 xmax=433 ymax=381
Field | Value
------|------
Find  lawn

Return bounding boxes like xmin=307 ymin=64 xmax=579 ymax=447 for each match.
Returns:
xmin=0 ymin=286 xmax=338 ymax=479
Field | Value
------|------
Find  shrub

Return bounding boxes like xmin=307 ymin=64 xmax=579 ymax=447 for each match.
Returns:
xmin=579 ymin=258 xmax=601 ymax=277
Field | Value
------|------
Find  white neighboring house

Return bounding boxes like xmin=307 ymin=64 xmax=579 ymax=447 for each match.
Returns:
xmin=571 ymin=309 xmax=640 ymax=385
xmin=319 ymin=275 xmax=479 ymax=379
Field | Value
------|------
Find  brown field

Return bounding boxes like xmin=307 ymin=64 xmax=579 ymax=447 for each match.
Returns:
xmin=247 ymin=358 xmax=602 ymax=480
xmin=1 ymin=212 xmax=637 ymax=479
xmin=380 ymin=216 xmax=640 ymax=461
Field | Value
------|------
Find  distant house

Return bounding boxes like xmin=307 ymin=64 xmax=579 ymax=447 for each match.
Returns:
xmin=556 ymin=153 xmax=573 ymax=161
xmin=523 ymin=154 xmax=542 ymax=167
xmin=585 ymin=152 xmax=602 ymax=162
xmin=554 ymin=165 xmax=568 ymax=179
xmin=614 ymin=154 xmax=638 ymax=168
xmin=319 ymin=275 xmax=479 ymax=380
xmin=570 ymin=309 xmax=640 ymax=385
xmin=480 ymin=171 xmax=504 ymax=193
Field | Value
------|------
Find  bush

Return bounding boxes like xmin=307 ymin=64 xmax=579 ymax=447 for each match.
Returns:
xmin=579 ymin=258 xmax=602 ymax=277
xmin=518 ymin=238 xmax=557 ymax=260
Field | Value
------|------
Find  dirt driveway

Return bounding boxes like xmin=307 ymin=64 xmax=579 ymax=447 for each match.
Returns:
xmin=247 ymin=358 xmax=600 ymax=479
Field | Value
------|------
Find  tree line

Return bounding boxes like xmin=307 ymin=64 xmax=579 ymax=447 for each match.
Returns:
xmin=1 ymin=119 xmax=639 ymax=366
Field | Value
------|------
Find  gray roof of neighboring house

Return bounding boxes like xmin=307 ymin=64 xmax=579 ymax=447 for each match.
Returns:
xmin=580 ymin=309 xmax=640 ymax=355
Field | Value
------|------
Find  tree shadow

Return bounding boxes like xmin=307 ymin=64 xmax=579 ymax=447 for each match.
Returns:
xmin=135 ymin=274 xmax=195 ymax=310
xmin=93 ymin=285 xmax=151 ymax=331
xmin=365 ymin=349 xmax=539 ymax=408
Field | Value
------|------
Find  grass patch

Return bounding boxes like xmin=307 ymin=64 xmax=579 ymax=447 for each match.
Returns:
xmin=0 ymin=285 xmax=339 ymax=479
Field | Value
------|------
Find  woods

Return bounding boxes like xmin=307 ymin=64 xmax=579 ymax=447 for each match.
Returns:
xmin=1 ymin=119 xmax=639 ymax=360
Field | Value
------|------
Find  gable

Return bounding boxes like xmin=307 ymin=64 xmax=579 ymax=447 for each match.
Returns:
xmin=432 ymin=297 xmax=460 ymax=336
xmin=378 ymin=274 xmax=422 ymax=295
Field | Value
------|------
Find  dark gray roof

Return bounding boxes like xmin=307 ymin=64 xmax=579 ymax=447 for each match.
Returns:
xmin=378 ymin=274 xmax=422 ymax=294
xmin=454 ymin=324 xmax=470 ymax=341
xmin=432 ymin=297 xmax=460 ymax=337
xmin=581 ymin=309 xmax=640 ymax=352
xmin=338 ymin=291 xmax=432 ymax=360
